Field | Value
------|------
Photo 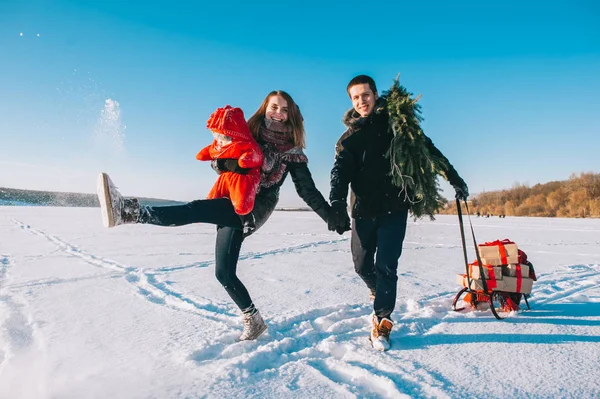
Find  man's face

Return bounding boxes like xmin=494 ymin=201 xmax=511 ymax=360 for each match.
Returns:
xmin=349 ymin=83 xmax=378 ymax=117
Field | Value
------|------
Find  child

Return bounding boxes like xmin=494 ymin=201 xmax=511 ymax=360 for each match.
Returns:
xmin=196 ymin=105 xmax=263 ymax=216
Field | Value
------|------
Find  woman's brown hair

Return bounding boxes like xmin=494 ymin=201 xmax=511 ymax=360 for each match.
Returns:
xmin=247 ymin=90 xmax=306 ymax=148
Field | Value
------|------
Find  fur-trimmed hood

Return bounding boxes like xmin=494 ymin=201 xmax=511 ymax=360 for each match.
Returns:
xmin=342 ymin=98 xmax=388 ymax=129
xmin=335 ymin=98 xmax=389 ymax=155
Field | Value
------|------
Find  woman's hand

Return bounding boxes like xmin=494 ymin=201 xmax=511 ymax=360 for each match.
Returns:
xmin=211 ymin=159 xmax=251 ymax=175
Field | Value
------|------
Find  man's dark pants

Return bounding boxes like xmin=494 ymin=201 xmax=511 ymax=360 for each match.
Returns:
xmin=351 ymin=209 xmax=409 ymax=321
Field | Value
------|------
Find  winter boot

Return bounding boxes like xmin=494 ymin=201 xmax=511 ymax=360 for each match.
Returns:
xmin=238 ymin=309 xmax=267 ymax=341
xmin=369 ymin=314 xmax=393 ymax=351
xmin=240 ymin=212 xmax=256 ymax=235
xmin=97 ymin=172 xmax=141 ymax=227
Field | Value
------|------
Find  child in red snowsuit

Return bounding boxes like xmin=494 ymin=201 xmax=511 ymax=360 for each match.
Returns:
xmin=196 ymin=105 xmax=263 ymax=215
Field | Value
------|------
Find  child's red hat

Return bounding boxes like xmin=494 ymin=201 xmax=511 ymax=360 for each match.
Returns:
xmin=206 ymin=105 xmax=252 ymax=140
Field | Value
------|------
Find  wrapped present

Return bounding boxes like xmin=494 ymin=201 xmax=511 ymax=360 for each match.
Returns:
xmin=494 ymin=276 xmax=533 ymax=294
xmin=502 ymin=264 xmax=530 ymax=278
xmin=469 ymin=262 xmax=502 ymax=280
xmin=457 ymin=273 xmax=533 ymax=294
xmin=456 ymin=274 xmax=499 ymax=292
xmin=478 ymin=239 xmax=519 ymax=265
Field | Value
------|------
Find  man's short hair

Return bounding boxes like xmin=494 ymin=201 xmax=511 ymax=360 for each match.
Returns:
xmin=346 ymin=75 xmax=378 ymax=96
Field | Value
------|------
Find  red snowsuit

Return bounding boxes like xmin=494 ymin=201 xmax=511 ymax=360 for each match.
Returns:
xmin=196 ymin=106 xmax=263 ymax=215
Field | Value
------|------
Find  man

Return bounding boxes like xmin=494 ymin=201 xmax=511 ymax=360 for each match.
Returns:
xmin=328 ymin=75 xmax=468 ymax=351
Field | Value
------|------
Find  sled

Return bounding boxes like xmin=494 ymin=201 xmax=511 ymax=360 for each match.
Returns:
xmin=450 ymin=199 xmax=533 ymax=320
xmin=452 ymin=286 xmax=531 ymax=320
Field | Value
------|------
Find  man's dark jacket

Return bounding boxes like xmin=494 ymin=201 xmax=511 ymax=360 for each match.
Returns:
xmin=330 ymin=99 xmax=465 ymax=219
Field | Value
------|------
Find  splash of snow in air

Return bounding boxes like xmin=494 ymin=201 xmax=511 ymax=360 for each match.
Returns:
xmin=94 ymin=99 xmax=126 ymax=153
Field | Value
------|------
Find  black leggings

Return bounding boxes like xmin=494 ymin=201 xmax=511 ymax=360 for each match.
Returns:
xmin=140 ymin=198 xmax=253 ymax=311
xmin=139 ymin=198 xmax=243 ymax=228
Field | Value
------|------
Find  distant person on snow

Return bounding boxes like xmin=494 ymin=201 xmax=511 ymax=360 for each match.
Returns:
xmin=196 ymin=105 xmax=263 ymax=218
xmin=327 ymin=74 xmax=469 ymax=351
xmin=97 ymin=90 xmax=339 ymax=341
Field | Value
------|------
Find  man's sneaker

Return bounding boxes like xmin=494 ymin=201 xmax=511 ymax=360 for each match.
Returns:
xmin=369 ymin=314 xmax=393 ymax=351
xmin=239 ymin=310 xmax=267 ymax=341
xmin=97 ymin=173 xmax=140 ymax=227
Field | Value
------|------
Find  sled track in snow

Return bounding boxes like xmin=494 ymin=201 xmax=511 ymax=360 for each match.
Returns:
xmin=11 ymin=219 xmax=348 ymax=326
xmin=404 ymin=241 xmax=461 ymax=251
xmin=11 ymin=218 xmax=452 ymax=397
xmin=154 ymin=237 xmax=348 ymax=273
xmin=239 ymin=238 xmax=348 ymax=261
xmin=0 ymin=254 xmax=44 ymax=380
xmin=12 ymin=220 xmax=133 ymax=273
xmin=11 ymin=218 xmax=600 ymax=398
xmin=529 ymin=264 xmax=600 ymax=305
xmin=190 ymin=262 xmax=600 ymax=398
xmin=429 ymin=220 xmax=600 ymax=234
xmin=0 ymin=254 xmax=33 ymax=352
xmin=190 ymin=302 xmax=453 ymax=398
xmin=12 ymin=219 xmax=235 ymax=323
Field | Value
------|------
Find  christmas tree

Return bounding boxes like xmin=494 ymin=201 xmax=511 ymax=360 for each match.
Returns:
xmin=383 ymin=76 xmax=450 ymax=220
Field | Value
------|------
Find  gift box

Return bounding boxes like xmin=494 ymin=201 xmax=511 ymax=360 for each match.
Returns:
xmin=478 ymin=239 xmax=519 ymax=266
xmin=502 ymin=264 xmax=530 ymax=278
xmin=469 ymin=262 xmax=503 ymax=280
xmin=456 ymin=273 xmax=532 ymax=293
xmin=494 ymin=276 xmax=533 ymax=294
xmin=456 ymin=274 xmax=500 ymax=292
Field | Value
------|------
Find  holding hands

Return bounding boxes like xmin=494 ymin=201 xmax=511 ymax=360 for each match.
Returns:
xmin=328 ymin=201 xmax=351 ymax=235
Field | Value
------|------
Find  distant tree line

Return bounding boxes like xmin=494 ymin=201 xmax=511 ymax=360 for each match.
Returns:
xmin=0 ymin=187 xmax=185 ymax=208
xmin=5 ymin=171 xmax=600 ymax=217
xmin=439 ymin=172 xmax=600 ymax=218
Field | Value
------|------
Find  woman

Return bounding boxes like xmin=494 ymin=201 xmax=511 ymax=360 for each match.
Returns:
xmin=97 ymin=91 xmax=333 ymax=341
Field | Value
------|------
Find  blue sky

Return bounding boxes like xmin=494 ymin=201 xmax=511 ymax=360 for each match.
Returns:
xmin=1 ymin=0 xmax=598 ymax=206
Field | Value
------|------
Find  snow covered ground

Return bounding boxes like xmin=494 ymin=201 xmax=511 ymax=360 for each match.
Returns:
xmin=1 ymin=206 xmax=599 ymax=399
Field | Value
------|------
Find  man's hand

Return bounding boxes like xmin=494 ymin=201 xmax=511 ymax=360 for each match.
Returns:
xmin=453 ymin=182 xmax=469 ymax=201
xmin=328 ymin=201 xmax=351 ymax=235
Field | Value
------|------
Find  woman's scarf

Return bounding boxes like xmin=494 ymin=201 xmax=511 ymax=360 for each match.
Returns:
xmin=258 ymin=119 xmax=307 ymax=188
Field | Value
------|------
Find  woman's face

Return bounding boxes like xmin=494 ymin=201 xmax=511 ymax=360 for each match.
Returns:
xmin=265 ymin=95 xmax=289 ymax=122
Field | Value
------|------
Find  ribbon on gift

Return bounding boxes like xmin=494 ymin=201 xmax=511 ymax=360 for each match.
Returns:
xmin=468 ymin=261 xmax=498 ymax=291
xmin=515 ymin=264 xmax=522 ymax=293
xmin=484 ymin=265 xmax=497 ymax=291
xmin=480 ymin=239 xmax=514 ymax=265
xmin=487 ymin=264 xmax=498 ymax=281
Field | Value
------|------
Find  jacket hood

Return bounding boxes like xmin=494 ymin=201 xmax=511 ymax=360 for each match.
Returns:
xmin=207 ymin=105 xmax=253 ymax=141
